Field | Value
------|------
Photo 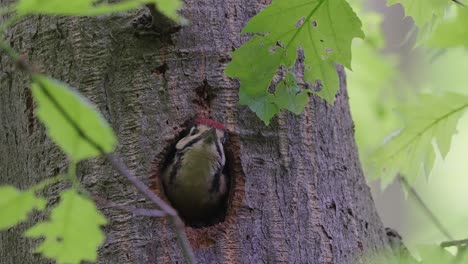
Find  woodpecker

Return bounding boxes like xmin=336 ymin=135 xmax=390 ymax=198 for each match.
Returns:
xmin=162 ymin=118 xmax=228 ymax=223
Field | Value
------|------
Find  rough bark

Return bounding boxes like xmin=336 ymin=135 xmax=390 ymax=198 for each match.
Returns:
xmin=0 ymin=1 xmax=393 ymax=263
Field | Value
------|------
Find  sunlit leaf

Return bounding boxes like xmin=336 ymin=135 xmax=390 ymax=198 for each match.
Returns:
xmin=25 ymin=190 xmax=107 ymax=264
xmin=371 ymin=93 xmax=468 ymax=184
xmin=16 ymin=0 xmax=184 ymax=22
xmin=225 ymin=0 xmax=364 ymax=124
xmin=0 ymin=186 xmax=46 ymax=230
xmin=32 ymin=75 xmax=117 ymax=161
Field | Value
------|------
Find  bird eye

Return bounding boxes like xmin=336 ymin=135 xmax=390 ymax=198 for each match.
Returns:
xmin=190 ymin=127 xmax=199 ymax=136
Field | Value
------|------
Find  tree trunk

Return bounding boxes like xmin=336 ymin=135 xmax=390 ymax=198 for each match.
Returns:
xmin=0 ymin=1 xmax=393 ymax=263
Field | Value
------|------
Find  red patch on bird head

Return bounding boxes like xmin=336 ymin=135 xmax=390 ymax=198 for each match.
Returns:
xmin=195 ymin=118 xmax=226 ymax=130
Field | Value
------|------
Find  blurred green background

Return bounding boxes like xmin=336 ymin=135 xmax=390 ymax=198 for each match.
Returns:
xmin=347 ymin=0 xmax=468 ymax=254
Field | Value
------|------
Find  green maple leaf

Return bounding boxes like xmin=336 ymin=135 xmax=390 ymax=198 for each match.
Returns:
xmin=225 ymin=0 xmax=364 ymax=124
xmin=32 ymin=75 xmax=117 ymax=161
xmin=0 ymin=186 xmax=46 ymax=230
xmin=387 ymin=0 xmax=447 ymax=27
xmin=25 ymin=190 xmax=107 ymax=264
xmin=371 ymin=93 xmax=468 ymax=185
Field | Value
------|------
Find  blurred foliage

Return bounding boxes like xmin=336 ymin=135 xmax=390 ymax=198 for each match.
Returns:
xmin=16 ymin=0 xmax=185 ymax=22
xmin=0 ymin=186 xmax=46 ymax=230
xmin=371 ymin=93 xmax=468 ymax=185
xmin=348 ymin=0 xmax=468 ymax=184
xmin=348 ymin=0 xmax=468 ymax=262
xmin=428 ymin=7 xmax=468 ymax=47
xmin=26 ymin=190 xmax=107 ymax=264
xmin=346 ymin=7 xmax=401 ymax=174
xmin=0 ymin=1 xmax=180 ymax=263
xmin=32 ymin=75 xmax=117 ymax=161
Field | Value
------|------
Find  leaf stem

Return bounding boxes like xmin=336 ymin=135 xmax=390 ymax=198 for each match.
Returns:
xmin=441 ymin=238 xmax=468 ymax=248
xmin=66 ymin=161 xmax=78 ymax=187
xmin=31 ymin=174 xmax=64 ymax=192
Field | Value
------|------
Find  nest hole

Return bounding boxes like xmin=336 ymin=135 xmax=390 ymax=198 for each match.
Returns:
xmin=151 ymin=118 xmax=245 ymax=248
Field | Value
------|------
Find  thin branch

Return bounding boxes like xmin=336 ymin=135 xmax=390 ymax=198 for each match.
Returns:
xmin=1 ymin=36 xmax=196 ymax=263
xmin=399 ymin=175 xmax=454 ymax=240
xmin=441 ymin=239 xmax=468 ymax=248
xmin=105 ymin=154 xmax=177 ymax=216
xmin=452 ymin=0 xmax=466 ymax=6
xmin=133 ymin=208 xmax=167 ymax=217
xmin=170 ymin=217 xmax=196 ymax=263
xmin=96 ymin=157 xmax=195 ymax=262
xmin=93 ymin=195 xmax=167 ymax=217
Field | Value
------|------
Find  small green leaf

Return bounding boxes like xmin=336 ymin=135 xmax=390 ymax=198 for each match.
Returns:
xmin=226 ymin=0 xmax=364 ymax=124
xmin=273 ymin=73 xmax=309 ymax=115
xmin=32 ymin=75 xmax=117 ymax=161
xmin=0 ymin=186 xmax=46 ymax=231
xmin=25 ymin=190 xmax=107 ymax=264
xmin=371 ymin=93 xmax=468 ymax=184
xmin=240 ymin=90 xmax=279 ymax=125
xmin=16 ymin=0 xmax=184 ymax=23
xmin=428 ymin=8 xmax=468 ymax=48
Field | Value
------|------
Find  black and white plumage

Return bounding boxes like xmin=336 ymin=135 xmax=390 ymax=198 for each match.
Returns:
xmin=162 ymin=119 xmax=228 ymax=223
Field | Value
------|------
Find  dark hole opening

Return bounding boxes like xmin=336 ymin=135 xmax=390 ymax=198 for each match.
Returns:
xmin=158 ymin=118 xmax=232 ymax=228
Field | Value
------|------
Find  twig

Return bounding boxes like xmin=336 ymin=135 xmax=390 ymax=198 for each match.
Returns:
xmin=104 ymin=155 xmax=196 ymax=262
xmin=0 ymin=35 xmax=196 ymax=263
xmin=170 ymin=217 xmax=197 ymax=263
xmin=93 ymin=195 xmax=167 ymax=217
xmin=132 ymin=208 xmax=167 ymax=217
xmin=398 ymin=175 xmax=453 ymax=240
xmin=452 ymin=0 xmax=466 ymax=6
xmin=105 ymin=154 xmax=177 ymax=216
xmin=441 ymin=239 xmax=468 ymax=248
